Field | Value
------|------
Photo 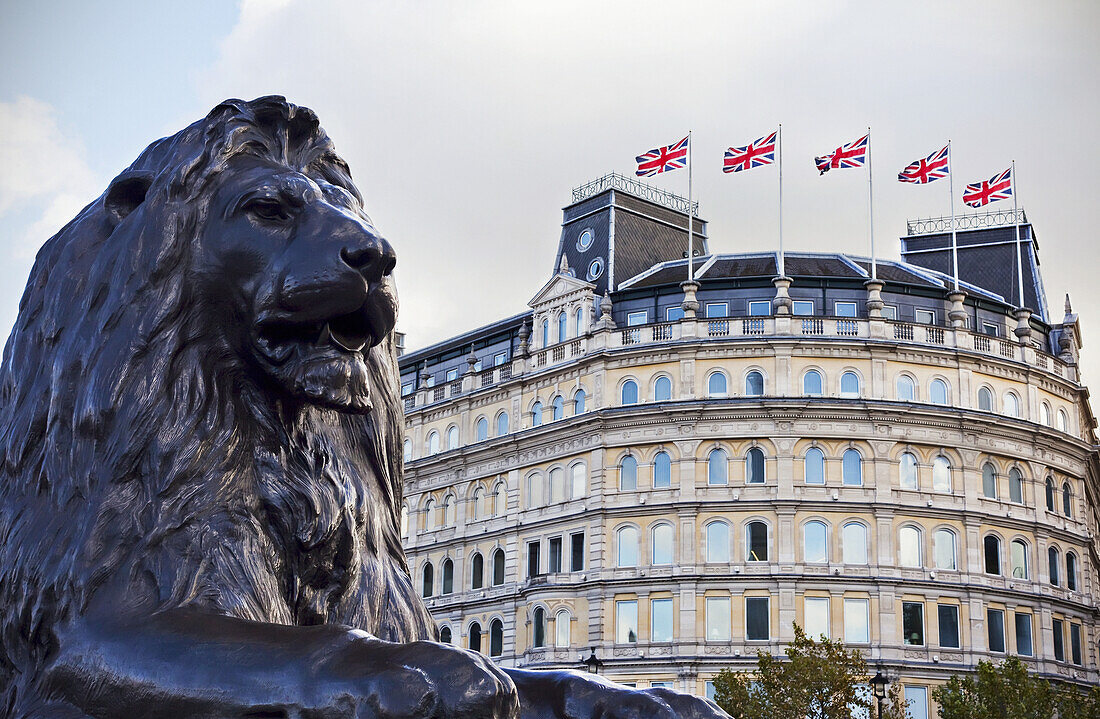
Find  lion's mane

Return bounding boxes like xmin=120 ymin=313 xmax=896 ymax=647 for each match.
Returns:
xmin=0 ymin=97 xmax=434 ymax=712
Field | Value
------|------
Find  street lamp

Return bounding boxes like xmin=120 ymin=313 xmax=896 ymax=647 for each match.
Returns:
xmin=580 ymin=647 xmax=603 ymax=675
xmin=870 ymin=667 xmax=889 ymax=719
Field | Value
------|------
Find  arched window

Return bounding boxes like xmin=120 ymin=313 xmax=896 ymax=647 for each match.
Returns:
xmin=443 ymin=495 xmax=456 ymax=526
xmin=899 ymin=452 xmax=918 ymax=490
xmin=1041 ymin=403 xmax=1052 ymax=426
xmin=471 ymin=552 xmax=484 ymax=589
xmin=745 ymin=370 xmax=764 ymax=396
xmin=1066 ymin=553 xmax=1078 ymax=591
xmin=654 ymin=375 xmax=672 ymax=401
xmin=983 ymin=536 xmax=1001 ymax=575
xmin=746 ymin=521 xmax=769 ymax=562
xmin=1048 ymin=546 xmax=1060 ymax=586
xmin=1010 ymin=540 xmax=1028 ymax=579
xmin=1003 ymin=392 xmax=1020 ymax=418
xmin=440 ymin=626 xmax=452 ymax=644
xmin=1062 ymin=482 xmax=1073 ymax=517
xmin=476 ymin=416 xmax=489 ymax=442
xmin=805 ymin=447 xmax=825 ymax=485
xmin=570 ymin=462 xmax=586 ymax=499
xmin=621 ymin=380 xmax=639 ymax=405
xmin=428 ymin=431 xmax=440 ymax=455
xmin=803 ymin=521 xmax=828 ymax=563
xmin=492 ymin=482 xmax=506 ymax=516
xmin=708 ymin=372 xmax=728 ymax=398
xmin=540 ymin=319 xmax=549 ymax=347
xmin=982 ymin=463 xmax=997 ymax=499
xmin=552 ymin=395 xmax=565 ymax=421
xmin=468 ymin=622 xmax=482 ymax=653
xmin=746 ymin=447 xmax=765 ymax=485
xmin=489 ymin=619 xmax=504 ymax=657
xmin=803 ymin=370 xmax=823 ymax=397
xmin=492 ymin=548 xmax=506 ymax=586
xmin=617 ymin=526 xmax=639 ymax=567
xmin=708 ymin=448 xmax=728 ymax=486
xmin=934 ymin=529 xmax=957 ymax=570
xmin=1008 ymin=468 xmax=1023 ymax=504
xmin=533 ymin=606 xmax=546 ymax=648
xmin=575 ymin=306 xmax=584 ymax=336
xmin=471 ymin=488 xmax=484 ymax=521
xmin=652 ymin=524 xmax=674 ymax=565
xmin=423 ymin=498 xmax=435 ymax=531
xmin=842 ymin=449 xmax=862 ymax=486
xmin=573 ymin=388 xmax=586 ymax=414
xmin=526 ymin=473 xmax=544 ymax=508
xmin=1057 ymin=409 xmax=1069 ymax=433
xmin=548 ymin=468 xmax=565 ymax=503
xmin=1045 ymin=477 xmax=1056 ymax=511
xmin=842 ymin=522 xmax=868 ymax=564
xmin=555 ymin=609 xmax=571 ymax=648
xmin=401 ymin=505 xmax=409 ymax=538
xmin=558 ymin=311 xmax=568 ymax=342
xmin=706 ymin=521 xmax=730 ymax=563
xmin=446 ymin=425 xmax=459 ymax=450
xmin=840 ymin=371 xmax=860 ymax=397
xmin=531 ymin=401 xmax=543 ymax=427
xmin=496 ymin=411 xmax=509 ymax=436
xmin=930 ymin=379 xmax=949 ymax=405
xmin=619 ymin=455 xmax=638 ymax=491
xmin=654 ymin=451 xmax=672 ymax=488
xmin=932 ymin=456 xmax=951 ymax=493
xmin=896 ymin=375 xmax=916 ymax=401
xmin=441 ymin=558 xmax=454 ymax=594
xmin=898 ymin=526 xmax=922 ymax=567
xmin=403 ymin=438 xmax=412 ymax=462
xmin=978 ymin=386 xmax=994 ymax=412
xmin=422 ymin=562 xmax=434 ymax=597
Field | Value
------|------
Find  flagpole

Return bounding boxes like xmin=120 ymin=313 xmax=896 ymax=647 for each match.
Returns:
xmin=687 ymin=130 xmax=694 ymax=282
xmin=778 ymin=124 xmax=785 ymax=278
xmin=867 ymin=127 xmax=876 ymax=280
xmin=948 ymin=140 xmax=959 ymax=291
xmin=1013 ymin=160 xmax=1024 ymax=308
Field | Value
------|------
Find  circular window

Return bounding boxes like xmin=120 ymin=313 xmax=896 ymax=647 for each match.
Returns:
xmin=577 ymin=229 xmax=594 ymax=252
xmin=587 ymin=257 xmax=604 ymax=280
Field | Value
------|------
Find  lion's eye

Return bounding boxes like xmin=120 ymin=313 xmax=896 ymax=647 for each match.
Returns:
xmin=245 ymin=198 xmax=291 ymax=222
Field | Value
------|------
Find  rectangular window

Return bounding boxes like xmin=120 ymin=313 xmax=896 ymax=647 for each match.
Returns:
xmin=494 ymin=352 xmax=507 ymax=366
xmin=526 ymin=541 xmax=540 ymax=578
xmin=835 ymin=301 xmax=858 ymax=318
xmin=424 ymin=375 xmax=435 ymax=388
xmin=1014 ymin=612 xmax=1033 ymax=656
xmin=401 ymin=383 xmax=414 ymax=396
xmin=805 ymin=597 xmax=830 ymax=639
xmin=937 ymin=604 xmax=960 ymax=649
xmin=666 ymin=306 xmax=685 ymax=322
xmin=904 ymin=687 xmax=929 ymax=719
xmin=903 ymin=602 xmax=925 ymax=646
xmin=650 ymin=682 xmax=672 ymax=689
xmin=746 ymin=597 xmax=770 ymax=641
xmin=706 ymin=597 xmax=731 ymax=641
xmin=705 ymin=681 xmax=716 ymax=702
xmin=473 ymin=360 xmax=483 ymax=372
xmin=748 ymin=300 xmax=771 ymax=316
xmin=616 ymin=600 xmax=638 ymax=643
xmin=792 ymin=300 xmax=814 ymax=316
xmin=446 ymin=368 xmax=459 ymax=382
xmin=881 ymin=305 xmax=898 ymax=320
xmin=705 ymin=302 xmax=728 ymax=318
xmin=626 ymin=311 xmax=648 ymax=326
xmin=570 ymin=532 xmax=585 ymax=571
xmin=982 ymin=322 xmax=1000 ymax=337
xmin=916 ymin=309 xmax=936 ymax=325
xmin=651 ymin=598 xmax=673 ymax=643
xmin=548 ymin=536 xmax=562 ymax=573
xmin=987 ymin=609 xmax=1005 ymax=653
xmin=844 ymin=598 xmax=869 ymax=643
xmin=1071 ymin=624 xmax=1082 ymax=665
xmin=1053 ymin=619 xmax=1065 ymax=661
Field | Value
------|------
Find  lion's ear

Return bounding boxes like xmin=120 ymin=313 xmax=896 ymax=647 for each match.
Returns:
xmin=104 ymin=171 xmax=153 ymax=225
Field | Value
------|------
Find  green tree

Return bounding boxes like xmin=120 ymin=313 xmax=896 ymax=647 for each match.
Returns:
xmin=932 ymin=657 xmax=1056 ymax=719
xmin=1054 ymin=682 xmax=1100 ymax=719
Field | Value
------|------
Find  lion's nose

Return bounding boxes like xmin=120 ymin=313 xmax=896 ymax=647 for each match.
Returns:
xmin=341 ymin=232 xmax=396 ymax=283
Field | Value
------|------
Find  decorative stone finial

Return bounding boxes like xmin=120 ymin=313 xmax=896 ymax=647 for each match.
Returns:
xmin=600 ymin=291 xmax=614 ymax=318
xmin=1065 ymin=293 xmax=1073 ymax=316
xmin=559 ymin=255 xmax=570 ymax=274
xmin=517 ymin=321 xmax=530 ymax=356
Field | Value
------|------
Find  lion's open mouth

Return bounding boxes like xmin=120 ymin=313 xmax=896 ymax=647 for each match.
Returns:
xmin=257 ymin=303 xmax=381 ymax=360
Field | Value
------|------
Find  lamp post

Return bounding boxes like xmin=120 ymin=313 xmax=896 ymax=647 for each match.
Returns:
xmin=580 ymin=647 xmax=603 ymax=675
xmin=870 ymin=667 xmax=889 ymax=719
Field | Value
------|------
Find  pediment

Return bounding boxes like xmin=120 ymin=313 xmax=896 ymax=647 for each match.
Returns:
xmin=527 ymin=272 xmax=595 ymax=308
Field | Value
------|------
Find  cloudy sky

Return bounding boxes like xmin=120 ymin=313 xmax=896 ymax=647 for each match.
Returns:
xmin=2 ymin=1 xmax=1098 ymax=382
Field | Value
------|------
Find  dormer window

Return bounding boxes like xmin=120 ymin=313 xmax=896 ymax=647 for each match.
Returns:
xmin=587 ymin=258 xmax=604 ymax=280
xmin=577 ymin=229 xmax=594 ymax=252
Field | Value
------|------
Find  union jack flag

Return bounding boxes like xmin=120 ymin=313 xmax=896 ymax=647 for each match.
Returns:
xmin=723 ymin=131 xmax=777 ymax=173
xmin=815 ymin=134 xmax=869 ymax=175
xmin=898 ymin=145 xmax=949 ymax=184
xmin=963 ymin=168 xmax=1013 ymax=207
xmin=636 ymin=135 xmax=689 ymax=177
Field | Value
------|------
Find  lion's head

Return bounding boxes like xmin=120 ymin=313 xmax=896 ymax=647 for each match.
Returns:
xmin=0 ymin=98 xmax=434 ymax=705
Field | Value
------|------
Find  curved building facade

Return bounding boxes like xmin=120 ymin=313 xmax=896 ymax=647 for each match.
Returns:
xmin=398 ymin=175 xmax=1098 ymax=714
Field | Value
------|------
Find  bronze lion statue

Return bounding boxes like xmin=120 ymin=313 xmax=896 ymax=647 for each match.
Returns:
xmin=0 ymin=97 xmax=729 ymax=719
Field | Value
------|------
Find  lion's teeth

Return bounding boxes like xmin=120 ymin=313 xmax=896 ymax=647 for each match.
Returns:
xmin=325 ymin=322 xmax=366 ymax=353
xmin=318 ymin=323 xmax=332 ymax=346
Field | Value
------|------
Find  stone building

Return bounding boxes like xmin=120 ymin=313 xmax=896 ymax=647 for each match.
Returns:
xmin=397 ymin=174 xmax=1098 ymax=716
